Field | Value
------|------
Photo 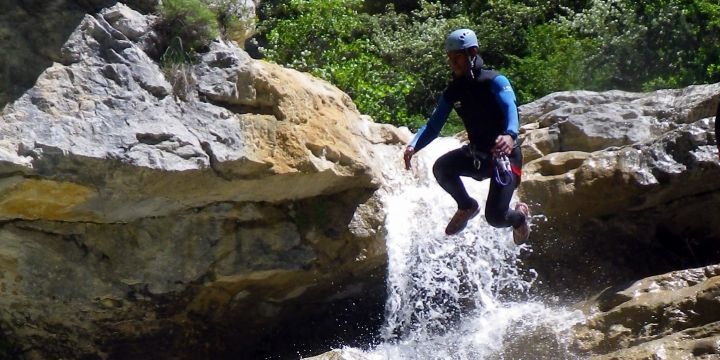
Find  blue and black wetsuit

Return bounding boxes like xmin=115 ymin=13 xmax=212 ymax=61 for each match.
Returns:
xmin=409 ymin=58 xmax=525 ymax=229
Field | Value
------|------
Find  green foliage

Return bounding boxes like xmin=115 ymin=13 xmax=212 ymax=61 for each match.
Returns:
xmin=369 ymin=1 xmax=470 ymax=132
xmin=461 ymin=0 xmax=542 ymax=67
xmin=260 ymin=0 xmax=469 ymax=131
xmin=160 ymin=36 xmax=192 ymax=65
xmin=256 ymin=0 xmax=720 ymax=132
xmin=158 ymin=0 xmax=219 ymax=54
xmin=160 ymin=36 xmax=197 ymax=101
xmin=260 ymin=0 xmax=427 ymax=128
xmin=157 ymin=0 xmax=258 ymax=100
xmin=504 ymin=24 xmax=593 ymax=103
xmin=553 ymin=0 xmax=720 ymax=91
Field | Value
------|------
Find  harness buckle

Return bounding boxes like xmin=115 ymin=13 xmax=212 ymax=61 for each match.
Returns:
xmin=473 ymin=158 xmax=482 ymax=170
xmin=468 ymin=144 xmax=488 ymax=170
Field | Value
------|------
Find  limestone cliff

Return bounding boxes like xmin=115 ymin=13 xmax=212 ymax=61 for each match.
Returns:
xmin=0 ymin=0 xmax=159 ymax=108
xmin=0 ymin=3 xmax=407 ymax=359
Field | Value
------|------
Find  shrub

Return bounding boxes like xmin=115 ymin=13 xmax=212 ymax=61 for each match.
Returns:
xmin=259 ymin=0 xmax=468 ymax=132
xmin=554 ymin=0 xmax=720 ymax=91
xmin=369 ymin=1 xmax=470 ymax=132
xmin=157 ymin=0 xmax=219 ymax=54
xmin=256 ymin=0 xmax=720 ymax=130
xmin=504 ymin=24 xmax=594 ymax=103
xmin=260 ymin=0 xmax=425 ymax=127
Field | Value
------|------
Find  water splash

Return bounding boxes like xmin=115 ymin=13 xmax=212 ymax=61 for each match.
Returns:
xmin=319 ymin=138 xmax=584 ymax=359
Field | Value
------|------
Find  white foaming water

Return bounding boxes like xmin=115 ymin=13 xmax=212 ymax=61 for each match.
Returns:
xmin=330 ymin=138 xmax=583 ymax=360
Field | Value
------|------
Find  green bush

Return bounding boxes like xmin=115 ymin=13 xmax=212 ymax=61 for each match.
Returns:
xmin=260 ymin=0 xmax=426 ymax=128
xmin=156 ymin=0 xmax=260 ymax=100
xmin=553 ymin=0 xmax=720 ymax=91
xmin=503 ymin=24 xmax=594 ymax=103
xmin=369 ymin=1 xmax=470 ymax=132
xmin=259 ymin=0 xmax=469 ymax=132
xmin=157 ymin=0 xmax=219 ymax=55
xmin=256 ymin=0 xmax=720 ymax=131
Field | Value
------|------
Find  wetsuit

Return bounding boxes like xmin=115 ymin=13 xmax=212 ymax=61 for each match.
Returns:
xmin=716 ymin=102 xmax=719 ymax=156
xmin=409 ymin=57 xmax=525 ymax=229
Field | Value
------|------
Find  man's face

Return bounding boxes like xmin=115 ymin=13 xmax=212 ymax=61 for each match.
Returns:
xmin=447 ymin=50 xmax=469 ymax=77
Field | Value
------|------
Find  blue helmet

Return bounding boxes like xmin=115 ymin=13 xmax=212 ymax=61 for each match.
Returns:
xmin=444 ymin=29 xmax=478 ymax=52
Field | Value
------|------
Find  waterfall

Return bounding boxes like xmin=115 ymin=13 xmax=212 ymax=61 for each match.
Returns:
xmin=318 ymin=137 xmax=584 ymax=359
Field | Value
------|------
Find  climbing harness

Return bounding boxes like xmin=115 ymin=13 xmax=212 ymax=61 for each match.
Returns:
xmin=469 ymin=146 xmax=514 ymax=186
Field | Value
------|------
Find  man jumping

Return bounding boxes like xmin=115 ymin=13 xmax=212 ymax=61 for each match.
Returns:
xmin=403 ymin=28 xmax=529 ymax=243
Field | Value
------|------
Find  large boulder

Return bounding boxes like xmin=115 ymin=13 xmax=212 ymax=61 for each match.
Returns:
xmin=0 ymin=3 xmax=406 ymax=359
xmin=517 ymin=85 xmax=720 ymax=296
xmin=519 ymin=86 xmax=720 ymax=162
xmin=571 ymin=265 xmax=720 ymax=359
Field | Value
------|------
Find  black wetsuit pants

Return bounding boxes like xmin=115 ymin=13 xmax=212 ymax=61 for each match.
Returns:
xmin=432 ymin=145 xmax=525 ymax=229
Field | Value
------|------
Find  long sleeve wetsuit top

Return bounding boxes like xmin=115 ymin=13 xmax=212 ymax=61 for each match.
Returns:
xmin=409 ymin=61 xmax=519 ymax=154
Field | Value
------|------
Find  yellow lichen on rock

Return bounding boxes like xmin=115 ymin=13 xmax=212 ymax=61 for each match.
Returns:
xmin=0 ymin=178 xmax=95 ymax=220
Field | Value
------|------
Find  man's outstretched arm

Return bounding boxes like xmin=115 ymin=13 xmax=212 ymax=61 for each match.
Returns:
xmin=404 ymin=96 xmax=452 ymax=169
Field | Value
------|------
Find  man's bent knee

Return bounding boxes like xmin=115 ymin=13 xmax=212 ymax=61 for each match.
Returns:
xmin=485 ymin=209 xmax=506 ymax=228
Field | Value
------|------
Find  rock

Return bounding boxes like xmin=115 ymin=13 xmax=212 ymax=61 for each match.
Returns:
xmin=304 ymin=349 xmax=372 ymax=360
xmin=571 ymin=265 xmax=720 ymax=359
xmin=519 ymin=125 xmax=560 ymax=163
xmin=0 ymin=1 xmax=160 ymax=107
xmin=517 ymin=84 xmax=720 ymax=296
xmin=205 ymin=0 xmax=258 ymax=45
xmin=102 ymin=2 xmax=151 ymax=41
xmin=519 ymin=85 xmax=720 ymax=161
xmin=0 ymin=3 xmax=407 ymax=359
xmin=3 ymin=1 xmax=719 ymax=358
xmin=1 ymin=9 xmax=382 ymax=222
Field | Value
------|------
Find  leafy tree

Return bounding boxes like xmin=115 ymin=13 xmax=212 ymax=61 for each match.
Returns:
xmin=368 ymin=1 xmax=470 ymax=132
xmin=554 ymin=0 xmax=720 ymax=91
xmin=635 ymin=0 xmax=720 ymax=89
xmin=504 ymin=24 xmax=594 ymax=103
xmin=256 ymin=0 xmax=720 ymax=130
xmin=260 ymin=0 xmax=427 ymax=128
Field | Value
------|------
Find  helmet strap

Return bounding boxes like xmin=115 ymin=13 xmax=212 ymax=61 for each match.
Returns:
xmin=466 ymin=51 xmax=477 ymax=78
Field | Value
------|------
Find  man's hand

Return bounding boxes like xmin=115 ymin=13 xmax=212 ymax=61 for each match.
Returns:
xmin=492 ymin=135 xmax=513 ymax=156
xmin=403 ymin=146 xmax=415 ymax=170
